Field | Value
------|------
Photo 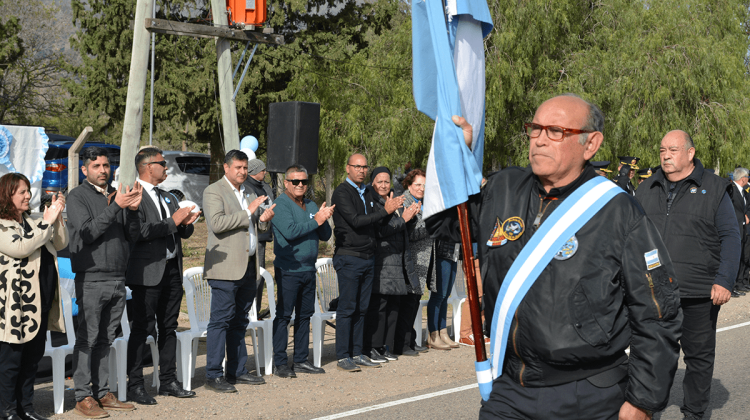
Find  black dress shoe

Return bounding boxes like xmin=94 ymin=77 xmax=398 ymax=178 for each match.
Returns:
xmin=5 ymin=415 xmax=23 ymax=420
xmin=414 ymin=344 xmax=429 ymax=353
xmin=337 ymin=358 xmax=361 ymax=372
xmin=731 ymin=290 xmax=741 ymax=298
xmin=368 ymin=348 xmax=387 ymax=363
xmin=274 ymin=364 xmax=297 ymax=378
xmin=228 ymin=373 xmax=266 ymax=385
xmin=400 ymin=347 xmax=419 ymax=356
xmin=20 ymin=412 xmax=47 ymax=420
xmin=382 ymin=349 xmax=398 ymax=361
xmin=205 ymin=377 xmax=237 ymax=393
xmin=293 ymin=361 xmax=325 ymax=374
xmin=127 ymin=385 xmax=157 ymax=405
xmin=353 ymin=354 xmax=382 ymax=368
xmin=158 ymin=381 xmax=196 ymax=398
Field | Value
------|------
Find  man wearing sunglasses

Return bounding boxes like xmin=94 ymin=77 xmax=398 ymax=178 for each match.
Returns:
xmin=125 ymin=147 xmax=200 ymax=404
xmin=427 ymin=94 xmax=681 ymax=419
xmin=270 ymin=165 xmax=333 ymax=378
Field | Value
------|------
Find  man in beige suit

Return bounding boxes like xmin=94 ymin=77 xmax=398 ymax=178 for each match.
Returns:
xmin=203 ymin=150 xmax=275 ymax=393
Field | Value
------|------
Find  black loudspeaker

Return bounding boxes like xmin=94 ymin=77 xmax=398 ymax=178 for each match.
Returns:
xmin=267 ymin=101 xmax=320 ymax=174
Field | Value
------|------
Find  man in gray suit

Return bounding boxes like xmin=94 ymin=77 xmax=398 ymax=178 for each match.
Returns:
xmin=203 ymin=150 xmax=275 ymax=393
xmin=125 ymin=147 xmax=200 ymax=404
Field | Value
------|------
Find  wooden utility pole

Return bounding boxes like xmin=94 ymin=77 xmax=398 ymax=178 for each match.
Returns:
xmin=120 ymin=0 xmax=154 ymax=188
xmin=67 ymin=126 xmax=93 ymax=191
xmin=210 ymin=0 xmax=239 ymax=152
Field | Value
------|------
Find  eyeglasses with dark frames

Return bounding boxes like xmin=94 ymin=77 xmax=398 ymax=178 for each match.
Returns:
xmin=524 ymin=123 xmax=595 ymax=142
xmin=348 ymin=164 xmax=369 ymax=171
xmin=286 ymin=179 xmax=309 ymax=186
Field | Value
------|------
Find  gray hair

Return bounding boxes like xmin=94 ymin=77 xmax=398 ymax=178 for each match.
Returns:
xmin=559 ymin=93 xmax=605 ymax=145
xmin=733 ymin=167 xmax=749 ymax=181
xmin=285 ymin=164 xmax=308 ymax=178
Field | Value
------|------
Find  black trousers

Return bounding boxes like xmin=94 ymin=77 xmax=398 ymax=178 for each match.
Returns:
xmin=272 ymin=269 xmax=316 ymax=366
xmin=363 ymin=293 xmax=400 ymax=353
xmin=479 ymin=372 xmax=626 ymax=420
xmin=393 ymin=293 xmax=421 ymax=354
xmin=680 ymin=297 xmax=720 ymax=418
xmin=333 ymin=254 xmax=374 ymax=360
xmin=127 ymin=259 xmax=183 ymax=389
xmin=0 ymin=313 xmax=48 ymax=416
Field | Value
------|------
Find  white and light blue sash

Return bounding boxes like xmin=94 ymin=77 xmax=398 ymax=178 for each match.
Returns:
xmin=476 ymin=176 xmax=625 ymax=400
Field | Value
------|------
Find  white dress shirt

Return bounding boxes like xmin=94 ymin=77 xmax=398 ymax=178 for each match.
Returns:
xmin=138 ymin=178 xmax=178 ymax=259
xmin=224 ymin=176 xmax=256 ymax=256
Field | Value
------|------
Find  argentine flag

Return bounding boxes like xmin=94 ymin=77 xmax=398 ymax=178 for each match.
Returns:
xmin=412 ymin=0 xmax=493 ymax=220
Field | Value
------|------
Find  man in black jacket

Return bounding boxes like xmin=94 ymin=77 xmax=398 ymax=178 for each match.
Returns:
xmin=636 ymin=131 xmax=740 ymax=420
xmin=614 ymin=156 xmax=639 ymax=195
xmin=330 ymin=153 xmax=403 ymax=372
xmin=428 ymin=94 xmax=682 ymax=419
xmin=730 ymin=167 xmax=749 ymax=296
xmin=125 ymin=147 xmax=199 ymax=404
xmin=68 ymin=147 xmax=142 ymax=417
xmin=243 ymin=158 xmax=275 ymax=314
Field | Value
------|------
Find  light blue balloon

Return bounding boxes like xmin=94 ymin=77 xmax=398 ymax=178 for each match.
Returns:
xmin=240 ymin=135 xmax=259 ymax=152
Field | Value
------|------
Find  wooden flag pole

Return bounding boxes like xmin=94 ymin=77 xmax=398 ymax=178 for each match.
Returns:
xmin=457 ymin=202 xmax=487 ymax=362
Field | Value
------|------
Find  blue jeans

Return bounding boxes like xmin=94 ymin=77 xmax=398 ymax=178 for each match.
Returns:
xmin=427 ymin=257 xmax=457 ymax=332
xmin=272 ymin=270 xmax=316 ymax=366
xmin=205 ymin=260 xmax=256 ymax=380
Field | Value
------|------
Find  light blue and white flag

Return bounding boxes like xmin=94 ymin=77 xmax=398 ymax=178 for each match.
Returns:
xmin=412 ymin=0 xmax=493 ymax=220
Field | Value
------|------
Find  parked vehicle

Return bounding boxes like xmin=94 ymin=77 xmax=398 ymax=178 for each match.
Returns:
xmin=42 ymin=135 xmax=121 ymax=199
xmin=112 ymin=150 xmax=210 ymax=209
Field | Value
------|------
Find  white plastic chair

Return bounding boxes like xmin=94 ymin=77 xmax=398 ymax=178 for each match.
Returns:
xmin=42 ymin=287 xmax=76 ymax=414
xmin=448 ymin=267 xmax=467 ymax=339
xmin=109 ymin=294 xmax=159 ymax=401
xmin=246 ymin=267 xmax=275 ymax=376
xmin=413 ymin=296 xmax=429 ymax=346
xmin=312 ymin=258 xmax=338 ymax=367
xmin=176 ymin=267 xmax=210 ymax=391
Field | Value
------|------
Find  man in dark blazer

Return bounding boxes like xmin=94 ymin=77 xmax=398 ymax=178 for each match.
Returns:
xmin=731 ymin=167 xmax=749 ymax=296
xmin=126 ymin=147 xmax=200 ymax=404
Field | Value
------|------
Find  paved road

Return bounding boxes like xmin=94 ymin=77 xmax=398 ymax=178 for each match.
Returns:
xmin=304 ymin=322 xmax=750 ymax=420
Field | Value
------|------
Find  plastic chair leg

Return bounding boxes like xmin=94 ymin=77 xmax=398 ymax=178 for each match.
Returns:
xmin=51 ymin=352 xmax=66 ymax=414
xmin=312 ymin=316 xmax=324 ymax=368
xmin=413 ymin=312 xmax=423 ymax=347
xmin=148 ymin=337 xmax=159 ymax=390
xmin=261 ymin=324 xmax=273 ymax=376
xmin=248 ymin=329 xmax=261 ymax=377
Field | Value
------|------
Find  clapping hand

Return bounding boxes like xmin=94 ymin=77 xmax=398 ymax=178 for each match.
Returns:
xmin=114 ymin=182 xmax=143 ymax=210
xmin=172 ymin=206 xmax=198 ymax=226
xmin=43 ymin=192 xmax=65 ymax=224
xmin=402 ymin=201 xmax=420 ymax=223
xmin=314 ymin=202 xmax=336 ymax=225
xmin=248 ymin=195 xmax=268 ymax=215
xmin=259 ymin=203 xmax=276 ymax=222
xmin=384 ymin=192 xmax=405 ymax=214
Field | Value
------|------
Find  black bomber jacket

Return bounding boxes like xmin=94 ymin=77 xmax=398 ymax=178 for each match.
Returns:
xmin=426 ymin=165 xmax=683 ymax=412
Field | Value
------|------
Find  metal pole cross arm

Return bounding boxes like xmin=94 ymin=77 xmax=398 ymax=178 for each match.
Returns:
xmin=233 ymin=43 xmax=258 ymax=101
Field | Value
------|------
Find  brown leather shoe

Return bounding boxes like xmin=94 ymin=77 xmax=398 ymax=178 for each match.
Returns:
xmin=97 ymin=393 xmax=135 ymax=411
xmin=440 ymin=328 xmax=460 ymax=348
xmin=427 ymin=331 xmax=451 ymax=350
xmin=73 ymin=396 xmax=109 ymax=418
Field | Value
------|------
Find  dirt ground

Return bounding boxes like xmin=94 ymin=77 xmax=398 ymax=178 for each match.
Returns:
xmin=33 ymin=219 xmax=750 ymax=418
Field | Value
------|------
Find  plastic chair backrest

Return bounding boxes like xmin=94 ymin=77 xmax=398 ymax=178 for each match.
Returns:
xmin=249 ymin=268 xmax=275 ymax=322
xmin=46 ymin=286 xmax=77 ymax=351
xmin=314 ymin=258 xmax=338 ymax=312
xmin=183 ymin=267 xmax=211 ymax=333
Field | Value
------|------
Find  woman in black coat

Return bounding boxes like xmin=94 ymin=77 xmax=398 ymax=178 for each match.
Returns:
xmin=363 ymin=167 xmax=419 ymax=362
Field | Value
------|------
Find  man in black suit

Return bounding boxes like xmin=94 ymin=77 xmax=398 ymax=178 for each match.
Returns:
xmin=731 ymin=167 xmax=749 ymax=297
xmin=126 ymin=147 xmax=200 ymax=404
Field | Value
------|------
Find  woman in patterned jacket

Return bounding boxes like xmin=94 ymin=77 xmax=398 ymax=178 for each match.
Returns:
xmin=0 ymin=173 xmax=67 ymax=420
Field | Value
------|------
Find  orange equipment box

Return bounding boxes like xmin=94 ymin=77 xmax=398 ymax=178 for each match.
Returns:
xmin=226 ymin=0 xmax=267 ymax=27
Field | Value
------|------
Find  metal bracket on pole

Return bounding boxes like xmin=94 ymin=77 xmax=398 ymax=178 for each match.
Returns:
xmin=232 ymin=43 xmax=258 ymax=101
xmin=233 ymin=41 xmax=251 ymax=80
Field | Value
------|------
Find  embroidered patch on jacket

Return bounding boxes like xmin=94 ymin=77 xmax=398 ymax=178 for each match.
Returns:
xmin=501 ymin=216 xmax=525 ymax=241
xmin=486 ymin=217 xmax=507 ymax=247
xmin=554 ymin=235 xmax=578 ymax=261
xmin=645 ymin=249 xmax=661 ymax=270
xmin=690 ymin=187 xmax=697 ymax=194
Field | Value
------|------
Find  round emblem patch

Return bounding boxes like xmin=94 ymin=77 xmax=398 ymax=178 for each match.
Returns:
xmin=554 ymin=235 xmax=578 ymax=261
xmin=501 ymin=216 xmax=525 ymax=241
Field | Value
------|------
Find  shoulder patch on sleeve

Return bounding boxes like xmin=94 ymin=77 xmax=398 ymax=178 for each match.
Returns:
xmin=645 ymin=249 xmax=661 ymax=270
